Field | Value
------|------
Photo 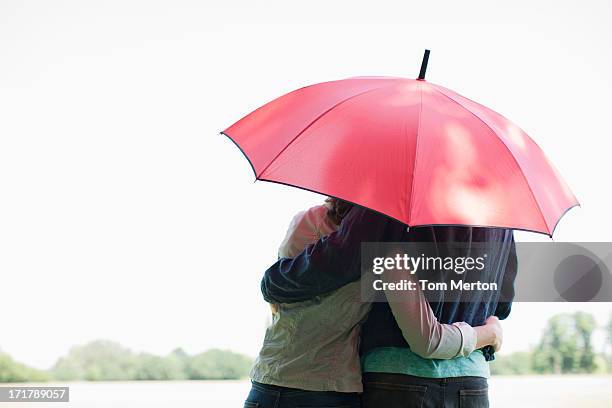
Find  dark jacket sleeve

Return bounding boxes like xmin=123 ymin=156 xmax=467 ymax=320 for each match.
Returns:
xmin=483 ymin=232 xmax=518 ymax=361
xmin=494 ymin=233 xmax=518 ymax=320
xmin=261 ymin=207 xmax=390 ymax=303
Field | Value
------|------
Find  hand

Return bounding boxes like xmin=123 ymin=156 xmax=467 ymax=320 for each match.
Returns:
xmin=270 ymin=303 xmax=279 ymax=314
xmin=484 ymin=316 xmax=503 ymax=352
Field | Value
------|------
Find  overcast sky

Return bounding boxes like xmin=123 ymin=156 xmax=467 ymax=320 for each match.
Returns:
xmin=1 ymin=0 xmax=611 ymax=369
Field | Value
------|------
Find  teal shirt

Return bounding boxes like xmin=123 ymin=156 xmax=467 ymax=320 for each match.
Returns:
xmin=362 ymin=347 xmax=490 ymax=379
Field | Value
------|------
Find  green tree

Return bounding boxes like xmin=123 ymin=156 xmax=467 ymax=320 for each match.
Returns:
xmin=490 ymin=351 xmax=534 ymax=375
xmin=188 ymin=349 xmax=252 ymax=380
xmin=0 ymin=351 xmax=49 ymax=382
xmin=606 ymin=312 xmax=612 ymax=352
xmin=49 ymin=341 xmax=252 ymax=381
xmin=533 ymin=312 xmax=598 ymax=374
xmin=533 ymin=314 xmax=576 ymax=374
xmin=134 ymin=353 xmax=187 ymax=380
xmin=574 ymin=311 xmax=597 ymax=373
xmin=606 ymin=312 xmax=612 ymax=372
xmin=51 ymin=340 xmax=139 ymax=381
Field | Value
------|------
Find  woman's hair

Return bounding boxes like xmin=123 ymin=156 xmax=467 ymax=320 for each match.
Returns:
xmin=325 ymin=197 xmax=354 ymax=225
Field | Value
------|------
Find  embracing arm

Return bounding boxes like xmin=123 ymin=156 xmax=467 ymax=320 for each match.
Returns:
xmin=384 ymin=269 xmax=503 ymax=359
xmin=261 ymin=207 xmax=391 ymax=303
xmin=481 ymin=232 xmax=516 ymax=360
xmin=494 ymin=233 xmax=518 ymax=320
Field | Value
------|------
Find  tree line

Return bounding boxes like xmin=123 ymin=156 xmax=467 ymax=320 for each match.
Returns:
xmin=2 ymin=311 xmax=612 ymax=382
xmin=0 ymin=341 xmax=253 ymax=382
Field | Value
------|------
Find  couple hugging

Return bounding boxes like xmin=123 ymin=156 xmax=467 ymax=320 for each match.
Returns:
xmin=244 ymin=197 xmax=517 ymax=408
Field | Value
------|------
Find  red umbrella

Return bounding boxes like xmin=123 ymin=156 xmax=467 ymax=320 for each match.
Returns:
xmin=222 ymin=50 xmax=578 ymax=236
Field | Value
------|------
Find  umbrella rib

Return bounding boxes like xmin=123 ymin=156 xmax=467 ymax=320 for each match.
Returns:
xmin=430 ymin=84 xmax=550 ymax=234
xmin=256 ymin=84 xmax=394 ymax=179
xmin=407 ymin=81 xmax=424 ymax=226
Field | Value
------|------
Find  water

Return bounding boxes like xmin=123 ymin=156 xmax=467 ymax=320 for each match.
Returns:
xmin=1 ymin=376 xmax=611 ymax=407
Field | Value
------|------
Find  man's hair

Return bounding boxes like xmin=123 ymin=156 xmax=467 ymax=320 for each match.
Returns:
xmin=325 ymin=197 xmax=353 ymax=225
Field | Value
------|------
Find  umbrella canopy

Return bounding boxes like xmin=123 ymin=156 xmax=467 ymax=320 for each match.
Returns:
xmin=222 ymin=72 xmax=578 ymax=236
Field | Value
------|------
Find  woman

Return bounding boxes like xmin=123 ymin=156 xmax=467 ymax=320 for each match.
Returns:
xmin=244 ymin=199 xmax=502 ymax=408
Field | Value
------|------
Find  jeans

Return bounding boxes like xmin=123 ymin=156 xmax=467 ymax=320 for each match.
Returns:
xmin=244 ymin=381 xmax=361 ymax=408
xmin=362 ymin=372 xmax=489 ymax=408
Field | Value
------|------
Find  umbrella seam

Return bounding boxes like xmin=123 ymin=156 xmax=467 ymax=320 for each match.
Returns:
xmin=429 ymin=84 xmax=551 ymax=235
xmin=256 ymin=83 xmax=398 ymax=179
xmin=407 ymin=82 xmax=424 ymax=226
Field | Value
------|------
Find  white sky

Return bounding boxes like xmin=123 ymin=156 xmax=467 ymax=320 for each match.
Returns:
xmin=1 ymin=0 xmax=611 ymax=369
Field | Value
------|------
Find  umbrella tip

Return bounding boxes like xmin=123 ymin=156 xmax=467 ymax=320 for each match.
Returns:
xmin=417 ymin=49 xmax=430 ymax=81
